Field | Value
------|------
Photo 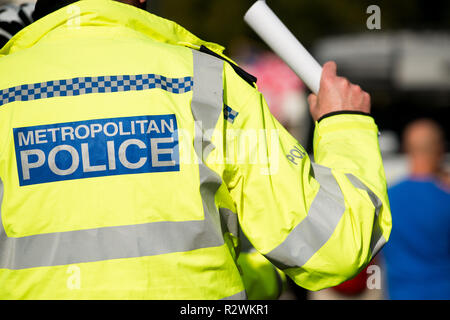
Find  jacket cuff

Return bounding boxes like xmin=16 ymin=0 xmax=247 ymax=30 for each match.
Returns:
xmin=313 ymin=113 xmax=379 ymax=159
xmin=317 ymin=111 xmax=372 ymax=123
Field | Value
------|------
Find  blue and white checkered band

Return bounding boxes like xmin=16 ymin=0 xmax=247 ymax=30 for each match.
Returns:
xmin=0 ymin=74 xmax=194 ymax=107
xmin=224 ymin=104 xmax=239 ymax=124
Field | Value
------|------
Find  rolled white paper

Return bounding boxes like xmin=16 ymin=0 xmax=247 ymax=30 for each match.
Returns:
xmin=244 ymin=0 xmax=322 ymax=94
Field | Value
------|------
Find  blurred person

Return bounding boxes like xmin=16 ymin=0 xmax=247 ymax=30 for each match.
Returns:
xmin=0 ymin=0 xmax=35 ymax=48
xmin=0 ymin=0 xmax=391 ymax=299
xmin=382 ymin=119 xmax=450 ymax=300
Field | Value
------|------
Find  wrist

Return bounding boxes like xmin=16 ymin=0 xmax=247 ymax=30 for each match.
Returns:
xmin=317 ymin=110 xmax=372 ymax=123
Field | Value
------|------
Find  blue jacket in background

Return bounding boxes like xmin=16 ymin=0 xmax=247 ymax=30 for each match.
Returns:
xmin=383 ymin=177 xmax=450 ymax=300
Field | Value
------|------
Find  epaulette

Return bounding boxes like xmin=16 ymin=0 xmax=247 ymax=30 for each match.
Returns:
xmin=199 ymin=45 xmax=257 ymax=88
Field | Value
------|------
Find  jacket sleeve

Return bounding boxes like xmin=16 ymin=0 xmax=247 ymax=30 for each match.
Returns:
xmin=237 ymin=250 xmax=286 ymax=300
xmin=222 ymin=73 xmax=392 ymax=291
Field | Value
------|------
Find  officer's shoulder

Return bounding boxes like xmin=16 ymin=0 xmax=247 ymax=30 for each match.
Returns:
xmin=198 ymin=45 xmax=257 ymax=88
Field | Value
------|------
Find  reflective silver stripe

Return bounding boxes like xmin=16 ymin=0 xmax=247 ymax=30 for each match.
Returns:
xmin=0 ymin=177 xmax=223 ymax=269
xmin=0 ymin=216 xmax=223 ymax=270
xmin=265 ymin=163 xmax=346 ymax=270
xmin=191 ymin=51 xmax=247 ymax=298
xmin=219 ymin=208 xmax=239 ymax=237
xmin=191 ymin=50 xmax=226 ymax=238
xmin=191 ymin=50 xmax=224 ymax=143
xmin=265 ymin=165 xmax=387 ymax=269
xmin=220 ymin=290 xmax=247 ymax=300
xmin=345 ymin=174 xmax=382 ymax=217
xmin=346 ymin=174 xmax=386 ymax=257
xmin=369 ymin=223 xmax=386 ymax=258
xmin=0 ymin=51 xmax=227 ymax=270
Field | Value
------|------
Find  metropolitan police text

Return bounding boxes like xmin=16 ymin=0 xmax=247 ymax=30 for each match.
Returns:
xmin=13 ymin=115 xmax=180 ymax=186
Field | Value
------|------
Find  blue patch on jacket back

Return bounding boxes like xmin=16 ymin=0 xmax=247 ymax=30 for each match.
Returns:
xmin=13 ymin=114 xmax=180 ymax=186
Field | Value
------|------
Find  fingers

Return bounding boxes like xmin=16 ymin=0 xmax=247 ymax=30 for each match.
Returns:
xmin=308 ymin=94 xmax=317 ymax=108
xmin=312 ymin=60 xmax=371 ymax=121
xmin=308 ymin=93 xmax=318 ymax=118
xmin=350 ymin=84 xmax=363 ymax=108
xmin=362 ymin=91 xmax=371 ymax=113
xmin=321 ymin=61 xmax=337 ymax=82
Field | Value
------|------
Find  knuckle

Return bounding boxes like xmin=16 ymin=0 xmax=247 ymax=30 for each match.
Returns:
xmin=363 ymin=92 xmax=371 ymax=109
xmin=338 ymin=77 xmax=349 ymax=86
xmin=352 ymin=84 xmax=362 ymax=92
xmin=321 ymin=77 xmax=332 ymax=89
xmin=321 ymin=73 xmax=333 ymax=83
xmin=325 ymin=60 xmax=336 ymax=70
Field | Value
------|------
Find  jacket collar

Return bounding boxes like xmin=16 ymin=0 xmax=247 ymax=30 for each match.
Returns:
xmin=0 ymin=0 xmax=225 ymax=57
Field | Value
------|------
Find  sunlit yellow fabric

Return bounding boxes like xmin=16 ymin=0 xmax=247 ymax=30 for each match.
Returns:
xmin=0 ymin=0 xmax=391 ymax=298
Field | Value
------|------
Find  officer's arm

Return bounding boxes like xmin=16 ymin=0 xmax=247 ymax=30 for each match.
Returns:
xmin=223 ymin=61 xmax=392 ymax=291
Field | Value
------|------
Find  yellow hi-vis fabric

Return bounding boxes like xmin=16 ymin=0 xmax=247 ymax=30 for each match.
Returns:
xmin=0 ymin=0 xmax=392 ymax=299
xmin=237 ymin=251 xmax=286 ymax=300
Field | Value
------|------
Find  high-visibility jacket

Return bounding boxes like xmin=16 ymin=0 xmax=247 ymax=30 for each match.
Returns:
xmin=237 ymin=251 xmax=286 ymax=300
xmin=0 ymin=0 xmax=392 ymax=299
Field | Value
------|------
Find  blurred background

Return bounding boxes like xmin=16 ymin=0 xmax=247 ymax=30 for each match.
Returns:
xmin=2 ymin=0 xmax=449 ymax=300
xmin=150 ymin=0 xmax=450 ymax=156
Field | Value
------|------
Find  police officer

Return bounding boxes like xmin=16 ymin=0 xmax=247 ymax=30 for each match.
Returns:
xmin=0 ymin=0 xmax=391 ymax=299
